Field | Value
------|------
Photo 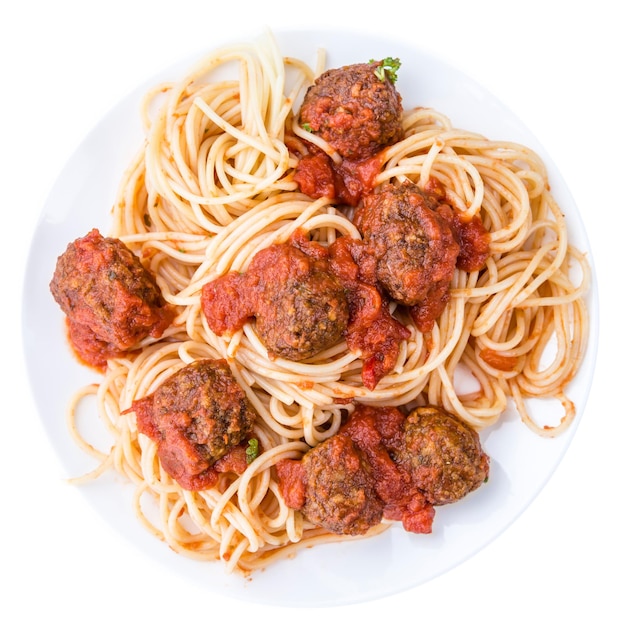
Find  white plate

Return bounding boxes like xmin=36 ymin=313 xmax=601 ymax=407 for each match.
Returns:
xmin=22 ymin=28 xmax=598 ymax=607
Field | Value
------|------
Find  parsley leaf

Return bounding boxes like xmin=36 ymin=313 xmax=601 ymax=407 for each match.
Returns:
xmin=370 ymin=57 xmax=401 ymax=83
xmin=246 ymin=438 xmax=259 ymax=464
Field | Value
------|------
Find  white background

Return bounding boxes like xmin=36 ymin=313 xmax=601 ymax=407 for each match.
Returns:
xmin=2 ymin=1 xmax=618 ymax=624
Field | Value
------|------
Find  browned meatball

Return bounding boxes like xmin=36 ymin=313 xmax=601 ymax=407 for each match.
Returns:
xmin=201 ymin=231 xmax=349 ymax=361
xmin=300 ymin=433 xmax=384 ymax=535
xmin=50 ymin=228 xmax=175 ymax=369
xmin=253 ymin=243 xmax=348 ymax=360
xmin=396 ymin=406 xmax=490 ymax=505
xmin=299 ymin=60 xmax=403 ymax=160
xmin=354 ymin=181 xmax=460 ymax=306
xmin=130 ymin=359 xmax=256 ymax=491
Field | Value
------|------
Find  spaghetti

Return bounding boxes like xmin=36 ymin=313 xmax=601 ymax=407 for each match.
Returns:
xmin=63 ymin=30 xmax=589 ymax=574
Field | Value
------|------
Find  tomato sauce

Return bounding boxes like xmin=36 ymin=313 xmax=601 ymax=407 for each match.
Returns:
xmin=328 ymin=236 xmax=411 ymax=390
xmin=480 ymin=348 xmax=519 ymax=371
xmin=452 ymin=213 xmax=490 ymax=272
xmin=294 ymin=150 xmax=384 ymax=206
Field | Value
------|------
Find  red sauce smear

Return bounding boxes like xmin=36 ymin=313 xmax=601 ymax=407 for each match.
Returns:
xmin=328 ymin=235 xmax=411 ymax=389
xmin=293 ymin=149 xmax=384 ymax=206
xmin=479 ymin=348 xmax=519 ymax=371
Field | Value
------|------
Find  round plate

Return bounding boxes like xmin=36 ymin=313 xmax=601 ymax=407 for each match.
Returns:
xmin=22 ymin=28 xmax=598 ymax=607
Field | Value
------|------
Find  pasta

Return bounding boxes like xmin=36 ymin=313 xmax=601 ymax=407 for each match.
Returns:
xmin=64 ymin=30 xmax=589 ymax=574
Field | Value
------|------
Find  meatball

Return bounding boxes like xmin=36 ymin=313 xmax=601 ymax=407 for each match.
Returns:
xmin=130 ymin=359 xmax=256 ymax=491
xmin=300 ymin=433 xmax=384 ymax=535
xmin=354 ymin=181 xmax=460 ymax=307
xmin=253 ymin=243 xmax=348 ymax=360
xmin=299 ymin=60 xmax=403 ymax=160
xmin=201 ymin=231 xmax=349 ymax=361
xmin=396 ymin=406 xmax=490 ymax=505
xmin=50 ymin=228 xmax=175 ymax=369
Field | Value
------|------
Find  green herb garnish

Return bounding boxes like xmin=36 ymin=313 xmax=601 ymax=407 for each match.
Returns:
xmin=246 ymin=438 xmax=259 ymax=464
xmin=370 ymin=57 xmax=401 ymax=83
